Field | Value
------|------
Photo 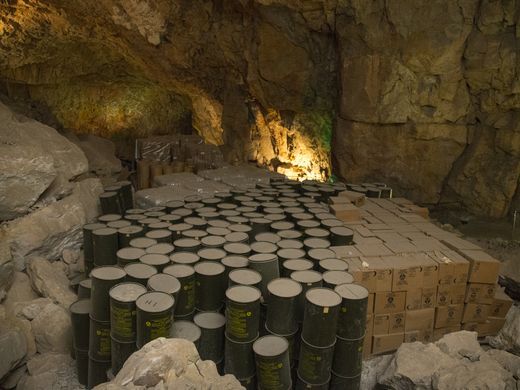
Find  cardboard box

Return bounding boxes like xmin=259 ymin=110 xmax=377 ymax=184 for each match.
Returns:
xmin=404 ymin=329 xmax=434 ymax=343
xmin=366 ymin=313 xmax=374 ymax=335
xmin=436 ymin=285 xmax=451 ymax=307
xmin=387 ymin=255 xmax=423 ymax=291
xmin=331 ymin=203 xmax=362 ymax=222
xmin=346 ymin=258 xmax=377 ymax=292
xmin=459 ymin=250 xmax=500 ymax=284
xmin=372 ymin=333 xmax=404 ymax=354
xmin=389 ymin=312 xmax=406 ymax=333
xmin=373 ymin=314 xmax=390 ymax=334
xmin=363 ymin=314 xmax=374 ymax=359
xmin=435 ymin=304 xmax=464 ymax=328
xmin=406 ymin=288 xmax=423 ymax=311
xmin=489 ymin=289 xmax=513 ymax=318
xmin=416 ymin=254 xmax=439 ymax=288
xmin=405 ymin=308 xmax=435 ymax=332
xmin=462 ymin=303 xmax=490 ymax=323
xmin=462 ymin=322 xmax=479 ymax=332
xmin=465 ymin=283 xmax=497 ymax=305
xmin=370 ymin=257 xmax=393 ymax=292
xmin=329 ymin=196 xmax=351 ymax=205
xmin=356 ymin=243 xmax=394 ymax=257
xmin=433 ymin=325 xmax=461 ymax=341
xmin=346 ymin=257 xmax=392 ymax=292
xmin=429 ymin=250 xmax=469 ymax=285
xmin=450 ymin=284 xmax=467 ymax=304
xmin=339 ymin=190 xmax=366 ymax=207
xmin=374 ymin=291 xmax=406 ymax=314
xmin=485 ymin=316 xmax=507 ymax=335
xmin=421 ymin=287 xmax=437 ymax=308
xmin=367 ymin=293 xmax=375 ymax=314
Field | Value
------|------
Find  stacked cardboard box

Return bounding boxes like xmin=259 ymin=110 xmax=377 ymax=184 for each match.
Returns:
xmin=330 ymin=194 xmax=508 ymax=357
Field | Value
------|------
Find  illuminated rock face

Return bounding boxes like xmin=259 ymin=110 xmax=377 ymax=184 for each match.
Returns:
xmin=0 ymin=0 xmax=519 ymax=216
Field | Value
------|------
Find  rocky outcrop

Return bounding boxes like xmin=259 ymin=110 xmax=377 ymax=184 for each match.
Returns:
xmin=488 ymin=304 xmax=520 ymax=354
xmin=17 ymin=352 xmax=82 ymax=390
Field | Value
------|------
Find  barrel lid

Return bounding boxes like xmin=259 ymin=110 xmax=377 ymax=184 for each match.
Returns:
xmin=174 ymin=238 xmax=200 ymax=249
xmin=254 ymin=232 xmax=281 ymax=244
xmin=277 ymin=230 xmax=302 ymax=240
xmin=308 ymin=248 xmax=335 ymax=261
xmin=125 ymin=214 xmax=146 ymax=222
xmin=306 ymin=288 xmax=341 ymax=307
xmin=315 ymin=212 xmax=335 ymax=220
xmin=118 ymin=225 xmax=143 ymax=235
xmin=297 ymin=220 xmax=320 ymax=229
xmin=323 ymin=270 xmax=354 ymax=286
xmin=284 ymin=207 xmax=305 ymax=214
xmin=170 ymin=252 xmax=199 ymax=265
xmin=201 ymin=235 xmax=226 ymax=247
xmin=217 ymin=203 xmax=237 ymax=210
xmin=304 ymin=238 xmax=330 ymax=249
xmin=163 ymin=264 xmax=195 ymax=278
xmin=226 ymin=285 xmax=261 ymax=303
xmin=221 ymin=256 xmax=249 ymax=269
xmin=140 ymin=253 xmax=170 ymax=267
xmin=202 ymin=197 xmax=220 ymax=205
xmin=148 ymin=222 xmax=172 ymax=230
xmin=170 ymin=321 xmax=201 ymax=342
xmin=196 ymin=207 xmax=217 ymax=215
xmin=265 ymin=214 xmax=285 ymax=222
xmin=277 ymin=248 xmax=306 ymax=260
xmin=107 ymin=220 xmax=131 ymax=229
xmin=277 ymin=239 xmax=303 ymax=250
xmin=228 ymin=224 xmax=252 ymax=233
xmin=146 ymin=243 xmax=175 ymax=255
xmin=79 ymin=278 xmax=91 ymax=289
xmin=248 ymin=253 xmax=277 ymax=263
xmin=99 ymin=191 xmax=118 ymax=198
xmin=253 ymin=335 xmax=288 ymax=357
xmin=305 ymin=228 xmax=330 ymax=238
xmin=130 ymin=237 xmax=157 ymax=249
xmin=124 ymin=263 xmax=157 ymax=279
xmin=159 ymin=214 xmax=182 ymax=223
xmin=229 ymin=269 xmax=262 ymax=285
xmin=227 ymin=216 xmax=249 ymax=224
xmin=242 ymin=212 xmax=262 ymax=219
xmin=93 ymin=227 xmax=118 ymax=236
xmin=293 ymin=213 xmax=313 ymax=221
xmin=290 ymin=270 xmax=322 ymax=284
xmin=109 ymin=282 xmax=147 ymax=302
xmin=193 ymin=312 xmax=226 ymax=329
xmin=84 ymin=223 xmax=106 ymax=232
xmin=136 ymin=291 xmax=174 ymax=312
xmin=139 ymin=218 xmax=161 ymax=225
xmin=172 ymin=208 xmax=193 ymax=217
xmin=250 ymin=241 xmax=278 ymax=254
xmin=220 ymin=210 xmax=240 ymax=217
xmin=271 ymin=221 xmax=295 ymax=231
xmin=224 ymin=232 xmax=249 ymax=243
xmin=165 ymin=200 xmax=185 ymax=209
xmin=283 ymin=259 xmax=313 ymax=272
xmin=185 ymin=202 xmax=204 ymax=210
xmin=207 ymin=220 xmax=230 ymax=228
xmin=267 ymin=278 xmax=302 ymax=298
xmin=334 ymin=283 xmax=368 ymax=300
xmin=148 ymin=206 xmax=167 ymax=212
xmin=116 ymin=180 xmax=131 ymax=187
xmin=249 ymin=217 xmax=270 ymax=226
xmin=206 ymin=227 xmax=232 ymax=237
xmin=330 ymin=226 xmax=354 ymax=237
xmin=147 ymin=273 xmax=181 ymax=295
xmin=91 ymin=266 xmax=126 ymax=281
xmin=146 ymin=229 xmax=172 ymax=240
xmin=184 ymin=217 xmax=207 ymax=227
xmin=144 ymin=211 xmax=166 ymax=218
xmin=182 ymin=229 xmax=208 ymax=239
xmin=224 ymin=243 xmax=251 ymax=255
xmin=319 ymin=259 xmax=348 ymax=271
xmin=194 ymin=261 xmax=225 ymax=276
xmin=198 ymin=248 xmax=227 ymax=261
xmin=321 ymin=219 xmax=343 ymax=228
xmin=169 ymin=223 xmax=193 ymax=232
xmin=69 ymin=299 xmax=91 ymax=314
xmin=198 ymin=212 xmax=220 ymax=219
xmin=126 ymin=208 xmax=145 ymax=214
xmin=117 ymin=247 xmax=145 ymax=260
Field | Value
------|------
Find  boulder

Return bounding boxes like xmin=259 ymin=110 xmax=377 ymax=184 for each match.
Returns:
xmin=361 ymin=355 xmax=393 ymax=390
xmin=31 ymin=303 xmax=71 ymax=354
xmin=3 ymin=178 xmax=103 ymax=269
xmin=0 ymin=237 xmax=13 ymax=302
xmin=1 ymin=364 xmax=27 ymax=389
xmin=0 ymin=308 xmax=27 ymax=381
xmin=17 ymin=352 xmax=81 ymax=390
xmin=488 ymin=305 xmax=520 ymax=354
xmin=26 ymin=257 xmax=76 ymax=309
xmin=0 ymin=102 xmax=88 ymax=220
xmin=435 ymin=330 xmax=483 ymax=359
xmin=13 ymin=298 xmax=53 ymax=321
xmin=3 ymin=272 xmax=38 ymax=311
xmin=486 ymin=349 xmax=520 ymax=378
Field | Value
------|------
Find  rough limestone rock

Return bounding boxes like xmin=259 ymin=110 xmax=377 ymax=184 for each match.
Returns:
xmin=17 ymin=352 xmax=82 ymax=390
xmin=3 ymin=272 xmax=38 ymax=311
xmin=0 ymin=308 xmax=28 ymax=381
xmin=26 ymin=257 xmax=76 ymax=309
xmin=486 ymin=349 xmax=520 ymax=378
xmin=488 ymin=305 xmax=520 ymax=354
xmin=31 ymin=302 xmax=71 ymax=354
xmin=98 ymin=337 xmax=241 ymax=389
xmin=13 ymin=298 xmax=53 ymax=321
xmin=3 ymin=178 xmax=103 ymax=269
xmin=0 ymin=102 xmax=88 ymax=220
xmin=361 ymin=355 xmax=393 ymax=390
xmin=435 ymin=330 xmax=483 ymax=359
xmin=0 ymin=237 xmax=14 ymax=302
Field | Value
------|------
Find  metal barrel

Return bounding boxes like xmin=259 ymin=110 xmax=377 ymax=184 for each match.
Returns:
xmin=78 ymin=278 xmax=92 ymax=299
xmin=239 ymin=375 xmax=257 ymax=390
xmin=98 ymin=214 xmax=122 ymax=223
xmin=165 ymin=200 xmax=185 ymax=213
xmin=225 ymin=285 xmax=261 ymax=342
xmin=100 ymin=191 xmax=122 ymax=215
xmin=277 ymin=239 xmax=304 ymax=250
xmin=264 ymin=326 xmax=300 ymax=368
xmin=170 ymin=251 xmax=200 ymax=266
xmin=88 ymin=316 xmax=111 ymax=360
xmin=175 ymin=311 xmax=195 ymax=321
xmin=74 ymin=348 xmax=88 ymax=386
xmin=116 ymin=180 xmax=133 ymax=211
xmin=147 ymin=273 xmax=181 ymax=302
xmin=198 ymin=248 xmax=227 ymax=262
xmin=110 ymin=336 xmax=136 ymax=376
xmin=124 ymin=214 xmax=146 ymax=225
xmin=70 ymin=299 xmax=91 ymax=350
xmin=118 ymin=226 xmax=144 ymax=248
xmin=223 ymin=242 xmax=251 ymax=257
xmin=163 ymin=264 xmax=195 ymax=316
xmin=124 ymin=263 xmax=157 ymax=286
xmin=332 ymin=335 xmax=363 ymax=378
xmin=303 ymin=238 xmax=331 ymax=252
xmin=182 ymin=228 xmax=208 ymax=241
xmin=253 ymin=335 xmax=292 ymax=390
xmin=202 ymin=235 xmax=226 ymax=248
xmin=334 ymin=284 xmax=368 ymax=340
xmin=250 ymin=241 xmax=278 ymax=255
xmin=281 ymin=259 xmax=313 ymax=278
xmin=221 ymin=255 xmax=249 ymax=280
xmin=174 ymin=238 xmax=201 ymax=253
xmin=307 ymin=248 xmax=336 ymax=269
xmin=301 ymin=288 xmax=341 ymax=347
xmin=90 ymin=266 xmax=126 ymax=321
xmin=318 ymin=259 xmax=348 ymax=273
xmin=255 ymin=232 xmax=281 ymax=244
xmin=109 ymin=282 xmax=147 ymax=342
xmin=322 ymin=270 xmax=354 ymax=289
xmin=129 ymin=237 xmax=157 ymax=250
xmin=290 ymin=271 xmax=323 ymax=323
xmin=270 ymin=221 xmax=295 ymax=233
xmin=107 ymin=219 xmax=132 ymax=230
xmin=248 ymin=253 xmax=279 ymax=298
xmin=330 ymin=372 xmax=361 ymax=390
xmin=87 ymin=357 xmax=111 ymax=389
xmin=295 ymin=373 xmax=330 ymax=390
xmin=169 ymin=223 xmax=194 ymax=241
xmin=329 ymin=226 xmax=354 ymax=246
xmin=265 ymin=278 xmax=301 ymax=335
xmin=140 ymin=253 xmax=170 ymax=272
xmin=297 ymin=336 xmax=335 ymax=385
xmin=145 ymin=229 xmax=172 ymax=244
xmin=304 ymin=227 xmax=330 ymax=239
xmin=224 ymin=232 xmax=249 ymax=244
xmin=224 ymin=333 xmax=257 ymax=379
xmin=379 ymin=187 xmax=392 ymax=198
xmin=116 ymin=247 xmax=145 ymax=267
xmin=277 ymin=229 xmax=303 ymax=240
xmin=195 ymin=261 xmax=226 ymax=312
xmin=250 ymin=218 xmax=271 ymax=237
xmin=194 ymin=312 xmax=226 ymax=362
xmin=185 ymin=216 xmax=209 ymax=229
xmin=228 ymin=268 xmax=262 ymax=289
xmin=83 ymin=223 xmax=106 ymax=265
xmin=170 ymin=320 xmax=202 ymax=347
xmin=136 ymin=291 xmax=175 ymax=348
xmin=146 ymin=243 xmax=175 ymax=256
xmin=92 ymin=228 xmax=119 ymax=267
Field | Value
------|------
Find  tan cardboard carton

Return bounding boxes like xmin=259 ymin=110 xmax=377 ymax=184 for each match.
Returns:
xmin=374 ymin=291 xmax=406 ymax=314
xmin=405 ymin=308 xmax=435 ymax=332
xmin=421 ymin=287 xmax=437 ymax=308
xmin=331 ymin=203 xmax=362 ymax=222
xmin=356 ymin=243 xmax=394 ymax=257
xmin=372 ymin=333 xmax=404 ymax=354
xmin=389 ymin=312 xmax=406 ymax=333
xmin=329 ymin=196 xmax=351 ymax=205
xmin=465 ymin=283 xmax=497 ymax=305
xmin=388 ymin=255 xmax=423 ymax=291
xmin=366 ymin=313 xmax=374 ymax=335
xmin=367 ymin=293 xmax=375 ymax=314
xmin=436 ymin=285 xmax=451 ymax=307
xmin=462 ymin=303 xmax=490 ymax=324
xmin=429 ymin=250 xmax=469 ymax=285
xmin=373 ymin=314 xmax=390 ymax=334
xmin=450 ymin=284 xmax=467 ymax=305
xmin=339 ymin=190 xmax=366 ymax=206
xmin=370 ymin=257 xmax=393 ymax=292
xmin=415 ymin=253 xmax=439 ymax=288
xmin=346 ymin=257 xmax=392 ymax=292
xmin=346 ymin=258 xmax=377 ymax=292
xmin=404 ymin=330 xmax=421 ymax=343
xmin=433 ymin=325 xmax=461 ymax=341
xmin=435 ymin=304 xmax=464 ymax=328
xmin=459 ymin=250 xmax=500 ymax=284
xmin=363 ymin=314 xmax=374 ymax=359
xmin=489 ymin=289 xmax=513 ymax=318
xmin=461 ymin=322 xmax=479 ymax=332
xmin=485 ymin=316 xmax=507 ymax=335
xmin=405 ymin=288 xmax=423 ymax=311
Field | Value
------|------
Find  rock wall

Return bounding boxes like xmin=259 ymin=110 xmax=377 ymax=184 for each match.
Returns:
xmin=0 ymin=0 xmax=518 ymax=216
